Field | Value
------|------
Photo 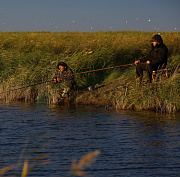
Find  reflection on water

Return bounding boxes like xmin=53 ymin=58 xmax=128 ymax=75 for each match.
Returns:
xmin=0 ymin=102 xmax=180 ymax=177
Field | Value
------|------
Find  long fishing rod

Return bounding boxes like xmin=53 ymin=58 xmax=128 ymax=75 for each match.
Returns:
xmin=73 ymin=63 xmax=135 ymax=75
xmin=0 ymin=63 xmax=135 ymax=95
xmin=0 ymin=81 xmax=49 ymax=95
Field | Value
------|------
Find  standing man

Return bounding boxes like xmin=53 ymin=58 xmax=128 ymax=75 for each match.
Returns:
xmin=135 ymin=34 xmax=168 ymax=83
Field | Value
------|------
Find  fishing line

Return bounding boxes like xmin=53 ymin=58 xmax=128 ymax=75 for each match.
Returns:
xmin=0 ymin=63 xmax=135 ymax=95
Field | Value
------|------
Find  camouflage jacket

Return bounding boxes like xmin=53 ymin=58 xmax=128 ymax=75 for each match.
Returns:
xmin=51 ymin=66 xmax=75 ymax=89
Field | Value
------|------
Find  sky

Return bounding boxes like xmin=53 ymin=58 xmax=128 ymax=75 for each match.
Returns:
xmin=0 ymin=0 xmax=179 ymax=32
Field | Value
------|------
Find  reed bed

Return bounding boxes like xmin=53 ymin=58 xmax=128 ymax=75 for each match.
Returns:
xmin=0 ymin=31 xmax=179 ymax=112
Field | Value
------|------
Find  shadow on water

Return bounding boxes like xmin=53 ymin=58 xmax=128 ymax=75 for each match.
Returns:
xmin=0 ymin=102 xmax=180 ymax=177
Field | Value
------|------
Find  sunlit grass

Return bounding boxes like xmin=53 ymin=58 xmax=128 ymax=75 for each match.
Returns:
xmin=0 ymin=133 xmax=51 ymax=177
xmin=0 ymin=149 xmax=100 ymax=177
xmin=0 ymin=128 xmax=100 ymax=177
xmin=70 ymin=150 xmax=100 ymax=177
xmin=0 ymin=31 xmax=179 ymax=112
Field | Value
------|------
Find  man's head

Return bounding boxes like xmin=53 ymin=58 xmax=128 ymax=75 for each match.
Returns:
xmin=57 ymin=62 xmax=68 ymax=71
xmin=151 ymin=34 xmax=163 ymax=46
xmin=59 ymin=65 xmax=66 ymax=72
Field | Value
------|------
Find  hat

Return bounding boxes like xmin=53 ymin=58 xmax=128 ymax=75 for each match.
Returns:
xmin=151 ymin=34 xmax=163 ymax=44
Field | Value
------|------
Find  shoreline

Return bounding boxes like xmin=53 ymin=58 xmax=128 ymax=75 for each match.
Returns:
xmin=0 ymin=31 xmax=179 ymax=113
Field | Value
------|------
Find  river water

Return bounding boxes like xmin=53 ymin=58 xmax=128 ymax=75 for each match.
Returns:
xmin=0 ymin=102 xmax=180 ymax=177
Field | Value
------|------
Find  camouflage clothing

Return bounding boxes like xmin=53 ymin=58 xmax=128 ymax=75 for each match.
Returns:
xmin=50 ymin=62 xmax=75 ymax=97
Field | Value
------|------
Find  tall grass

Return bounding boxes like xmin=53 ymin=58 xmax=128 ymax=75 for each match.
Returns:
xmin=0 ymin=130 xmax=100 ymax=177
xmin=0 ymin=31 xmax=179 ymax=112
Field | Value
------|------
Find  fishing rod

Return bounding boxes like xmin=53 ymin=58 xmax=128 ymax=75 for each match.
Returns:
xmin=0 ymin=81 xmax=48 ymax=95
xmin=73 ymin=63 xmax=135 ymax=75
xmin=0 ymin=63 xmax=135 ymax=95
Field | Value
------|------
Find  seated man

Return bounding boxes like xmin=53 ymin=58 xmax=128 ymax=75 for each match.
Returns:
xmin=135 ymin=34 xmax=168 ymax=83
xmin=51 ymin=61 xmax=76 ymax=97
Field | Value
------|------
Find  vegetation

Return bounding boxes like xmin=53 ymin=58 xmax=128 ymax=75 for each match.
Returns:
xmin=0 ymin=31 xmax=179 ymax=113
xmin=0 ymin=131 xmax=100 ymax=177
xmin=0 ymin=150 xmax=100 ymax=177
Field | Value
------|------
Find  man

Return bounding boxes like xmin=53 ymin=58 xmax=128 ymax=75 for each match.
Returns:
xmin=135 ymin=34 xmax=168 ymax=83
xmin=51 ymin=61 xmax=76 ymax=97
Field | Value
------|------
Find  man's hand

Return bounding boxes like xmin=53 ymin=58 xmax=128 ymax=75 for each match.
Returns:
xmin=53 ymin=78 xmax=57 ymax=83
xmin=135 ymin=60 xmax=140 ymax=64
xmin=57 ymin=77 xmax=62 ymax=82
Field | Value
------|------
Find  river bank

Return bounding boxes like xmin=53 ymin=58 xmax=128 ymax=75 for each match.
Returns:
xmin=0 ymin=31 xmax=179 ymax=113
xmin=73 ymin=63 xmax=180 ymax=113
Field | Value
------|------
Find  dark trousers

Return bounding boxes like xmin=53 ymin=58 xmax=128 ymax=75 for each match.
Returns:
xmin=136 ymin=63 xmax=158 ymax=83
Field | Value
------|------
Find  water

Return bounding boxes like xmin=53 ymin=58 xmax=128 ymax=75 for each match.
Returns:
xmin=0 ymin=102 xmax=180 ymax=177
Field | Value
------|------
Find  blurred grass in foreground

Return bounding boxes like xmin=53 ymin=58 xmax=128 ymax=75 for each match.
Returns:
xmin=0 ymin=149 xmax=100 ymax=177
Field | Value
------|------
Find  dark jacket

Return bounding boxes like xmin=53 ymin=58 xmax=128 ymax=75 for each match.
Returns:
xmin=140 ymin=34 xmax=168 ymax=69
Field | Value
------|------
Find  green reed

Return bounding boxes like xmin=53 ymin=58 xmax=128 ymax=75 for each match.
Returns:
xmin=0 ymin=31 xmax=179 ymax=112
